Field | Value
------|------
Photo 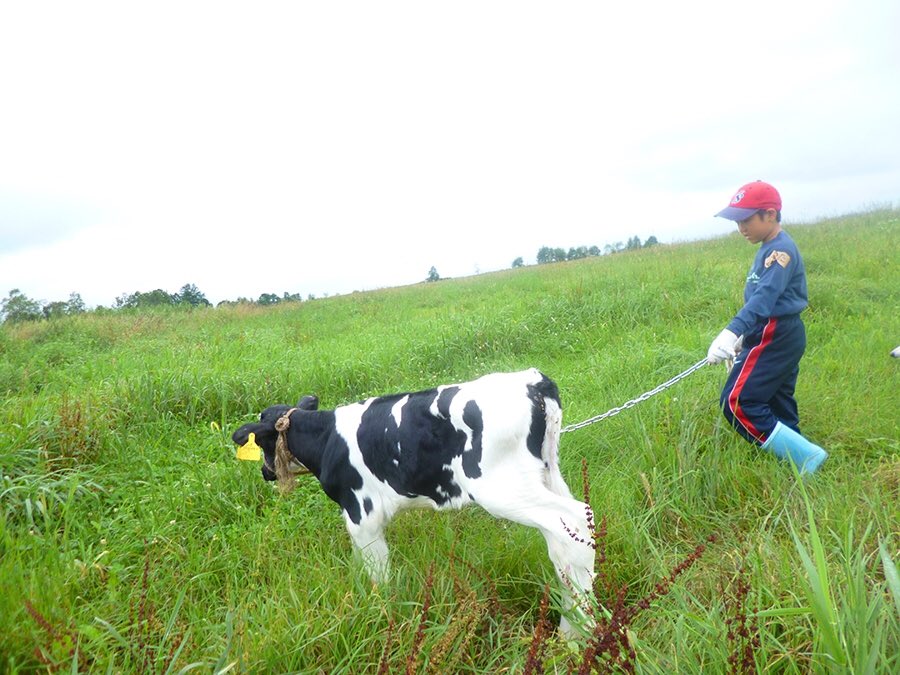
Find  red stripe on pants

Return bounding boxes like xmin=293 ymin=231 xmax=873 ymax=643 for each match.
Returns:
xmin=727 ymin=318 xmax=778 ymax=443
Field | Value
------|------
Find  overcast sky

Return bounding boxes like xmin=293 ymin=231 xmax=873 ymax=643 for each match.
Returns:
xmin=1 ymin=1 xmax=898 ymax=308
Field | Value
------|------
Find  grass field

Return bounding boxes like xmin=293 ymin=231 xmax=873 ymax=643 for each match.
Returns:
xmin=2 ymin=210 xmax=898 ymax=673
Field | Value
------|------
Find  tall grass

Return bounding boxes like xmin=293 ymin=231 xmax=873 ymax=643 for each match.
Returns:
xmin=1 ymin=209 xmax=898 ymax=672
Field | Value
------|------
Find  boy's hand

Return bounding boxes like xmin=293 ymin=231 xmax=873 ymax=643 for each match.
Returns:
xmin=707 ymin=329 xmax=739 ymax=364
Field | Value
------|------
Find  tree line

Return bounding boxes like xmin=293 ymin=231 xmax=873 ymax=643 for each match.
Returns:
xmin=530 ymin=235 xmax=658 ymax=266
xmin=433 ymin=235 xmax=660 ymax=281
xmin=0 ymin=284 xmax=324 ymax=325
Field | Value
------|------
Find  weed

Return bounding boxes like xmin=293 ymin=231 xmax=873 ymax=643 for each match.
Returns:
xmin=450 ymin=550 xmax=502 ymax=618
xmin=524 ymin=585 xmax=553 ymax=675
xmin=377 ymin=617 xmax=395 ymax=675
xmin=91 ymin=543 xmax=190 ymax=674
xmin=39 ymin=394 xmax=104 ymax=469
xmin=723 ymin=565 xmax=760 ymax=674
xmin=24 ymin=599 xmax=86 ymax=671
xmin=427 ymin=580 xmax=483 ymax=674
xmin=565 ymin=458 xmax=719 ymax=673
xmin=406 ymin=562 xmax=435 ymax=675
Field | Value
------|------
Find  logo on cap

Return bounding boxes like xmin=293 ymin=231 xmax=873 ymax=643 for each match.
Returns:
xmin=731 ymin=190 xmax=746 ymax=205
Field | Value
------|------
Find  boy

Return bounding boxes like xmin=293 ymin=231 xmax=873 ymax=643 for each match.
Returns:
xmin=707 ymin=180 xmax=827 ymax=474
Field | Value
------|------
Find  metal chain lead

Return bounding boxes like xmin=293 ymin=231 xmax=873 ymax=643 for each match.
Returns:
xmin=560 ymin=358 xmax=709 ymax=434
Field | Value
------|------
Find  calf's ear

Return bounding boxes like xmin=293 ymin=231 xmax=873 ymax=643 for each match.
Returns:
xmin=296 ymin=395 xmax=319 ymax=411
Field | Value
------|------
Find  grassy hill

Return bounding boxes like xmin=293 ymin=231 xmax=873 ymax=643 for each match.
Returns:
xmin=1 ymin=209 xmax=898 ymax=672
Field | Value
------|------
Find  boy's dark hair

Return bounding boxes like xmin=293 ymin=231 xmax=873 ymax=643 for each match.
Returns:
xmin=759 ymin=209 xmax=782 ymax=223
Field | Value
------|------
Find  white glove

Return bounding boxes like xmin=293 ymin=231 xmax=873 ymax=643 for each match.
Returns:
xmin=724 ymin=334 xmax=746 ymax=373
xmin=707 ymin=329 xmax=739 ymax=365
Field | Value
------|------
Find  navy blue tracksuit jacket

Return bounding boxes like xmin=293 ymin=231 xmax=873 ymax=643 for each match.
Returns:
xmin=720 ymin=230 xmax=808 ymax=445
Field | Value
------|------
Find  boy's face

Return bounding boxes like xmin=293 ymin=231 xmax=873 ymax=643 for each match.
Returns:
xmin=736 ymin=209 xmax=781 ymax=244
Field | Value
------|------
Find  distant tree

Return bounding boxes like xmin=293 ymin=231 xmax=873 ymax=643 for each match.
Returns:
xmin=1 ymin=289 xmax=43 ymax=324
xmin=218 ymin=297 xmax=253 ymax=307
xmin=536 ymin=243 xmax=625 ymax=264
xmin=115 ymin=289 xmax=176 ymax=309
xmin=40 ymin=291 xmax=87 ymax=319
xmin=67 ymin=292 xmax=86 ymax=314
xmin=43 ymin=301 xmax=69 ymax=319
xmin=114 ymin=292 xmax=133 ymax=309
xmin=427 ymin=267 xmax=440 ymax=282
xmin=258 ymin=293 xmax=280 ymax=305
xmin=142 ymin=290 xmax=175 ymax=307
xmin=644 ymin=235 xmax=659 ymax=248
xmin=625 ymin=235 xmax=642 ymax=250
xmin=538 ymin=246 xmax=585 ymax=264
xmin=282 ymin=292 xmax=303 ymax=303
xmin=511 ymin=257 xmax=524 ymax=269
xmin=568 ymin=246 xmax=590 ymax=260
xmin=176 ymin=283 xmax=211 ymax=307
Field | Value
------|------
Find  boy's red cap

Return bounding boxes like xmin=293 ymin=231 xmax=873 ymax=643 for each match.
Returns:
xmin=715 ymin=180 xmax=782 ymax=221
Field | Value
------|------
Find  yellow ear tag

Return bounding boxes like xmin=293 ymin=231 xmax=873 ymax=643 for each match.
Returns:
xmin=236 ymin=432 xmax=262 ymax=461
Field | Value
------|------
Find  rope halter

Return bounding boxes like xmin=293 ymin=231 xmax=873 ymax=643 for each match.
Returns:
xmin=273 ymin=408 xmax=312 ymax=494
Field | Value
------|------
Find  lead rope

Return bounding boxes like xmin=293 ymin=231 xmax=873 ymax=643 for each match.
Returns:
xmin=560 ymin=358 xmax=709 ymax=434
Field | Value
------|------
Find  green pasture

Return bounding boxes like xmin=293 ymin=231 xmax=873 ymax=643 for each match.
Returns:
xmin=1 ymin=210 xmax=898 ymax=672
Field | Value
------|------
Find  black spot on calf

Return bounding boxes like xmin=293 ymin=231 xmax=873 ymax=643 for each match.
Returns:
xmin=461 ymin=400 xmax=483 ymax=479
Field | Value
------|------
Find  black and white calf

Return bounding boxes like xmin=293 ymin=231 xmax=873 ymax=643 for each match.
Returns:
xmin=232 ymin=369 xmax=595 ymax=634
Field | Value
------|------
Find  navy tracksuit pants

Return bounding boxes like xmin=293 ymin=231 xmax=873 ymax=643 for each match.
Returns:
xmin=720 ymin=314 xmax=805 ymax=445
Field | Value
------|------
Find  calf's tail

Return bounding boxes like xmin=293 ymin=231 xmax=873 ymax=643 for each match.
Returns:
xmin=542 ymin=396 xmax=574 ymax=498
xmin=528 ymin=374 xmax=574 ymax=500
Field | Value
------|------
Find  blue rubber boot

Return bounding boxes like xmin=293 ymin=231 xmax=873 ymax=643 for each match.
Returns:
xmin=761 ymin=422 xmax=828 ymax=474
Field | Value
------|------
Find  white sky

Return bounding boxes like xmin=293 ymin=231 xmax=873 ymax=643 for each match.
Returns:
xmin=1 ymin=1 xmax=898 ymax=308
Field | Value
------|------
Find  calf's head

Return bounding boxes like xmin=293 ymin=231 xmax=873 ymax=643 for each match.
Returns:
xmin=231 ymin=395 xmax=319 ymax=482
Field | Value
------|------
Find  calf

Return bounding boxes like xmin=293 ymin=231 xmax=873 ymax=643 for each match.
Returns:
xmin=232 ymin=368 xmax=595 ymax=634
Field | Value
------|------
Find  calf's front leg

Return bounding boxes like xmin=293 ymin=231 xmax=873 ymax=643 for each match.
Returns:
xmin=344 ymin=511 xmax=390 ymax=584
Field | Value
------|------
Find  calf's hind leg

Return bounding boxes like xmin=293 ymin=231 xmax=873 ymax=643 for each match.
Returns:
xmin=475 ymin=484 xmax=595 ymax=636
